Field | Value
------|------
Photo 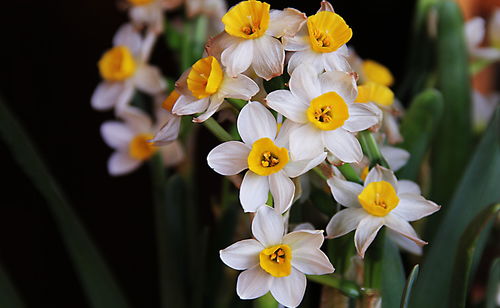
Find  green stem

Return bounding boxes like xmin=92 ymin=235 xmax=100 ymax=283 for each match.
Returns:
xmin=313 ymin=166 xmax=328 ymax=180
xmin=180 ymin=21 xmax=193 ymax=71
xmin=192 ymin=15 xmax=208 ymax=61
xmin=226 ymin=98 xmax=247 ymax=110
xmin=202 ymin=117 xmax=233 ymax=142
xmin=363 ymin=229 xmax=386 ymax=290
xmin=307 ymin=274 xmax=361 ymax=298
xmin=358 ymin=130 xmax=390 ymax=168
xmin=337 ymin=163 xmax=363 ymax=184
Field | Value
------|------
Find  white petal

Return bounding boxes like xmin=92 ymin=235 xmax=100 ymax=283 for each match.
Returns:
xmin=392 ymin=194 xmax=440 ymax=221
xmin=343 ymin=103 xmax=380 ymax=132
xmin=292 ymin=248 xmax=334 ymax=275
xmin=282 ymin=230 xmax=324 ymax=250
xmin=269 ymin=172 xmax=295 ymax=214
xmin=383 ymin=111 xmax=404 ymax=144
xmin=283 ymin=152 xmax=327 ymax=178
xmin=172 ymin=95 xmax=209 ymax=116
xmin=269 ymin=268 xmax=306 ymax=308
xmin=381 ymin=146 xmax=410 ymax=171
xmin=193 ymin=96 xmax=225 ymax=123
xmin=465 ymin=17 xmax=486 ymax=50
xmin=387 ymin=229 xmax=423 ymax=255
xmin=267 ymin=8 xmax=306 ymax=38
xmin=160 ymin=141 xmax=184 ymax=167
xmin=289 ymin=64 xmax=322 ymax=102
xmin=323 ymin=128 xmax=362 ymax=163
xmin=220 ymin=239 xmax=263 ymax=270
xmin=240 ymin=171 xmax=269 ymax=212
xmin=218 ymin=74 xmax=259 ymax=100
xmin=292 ymin=223 xmax=315 ymax=232
xmin=252 ymin=35 xmax=284 ymax=80
xmin=323 ymin=49 xmax=352 ymax=72
xmin=354 ymin=216 xmax=384 ymax=258
xmin=274 ymin=119 xmax=300 ymax=149
xmin=236 ymin=265 xmax=272 ymax=300
xmin=100 ymin=121 xmax=134 ymax=150
xmin=326 ymin=208 xmax=367 ymax=239
xmin=364 ymin=165 xmax=398 ymax=189
xmin=107 ymin=152 xmax=142 ymax=176
xmin=252 ymin=205 xmax=284 ymax=247
xmin=319 ymin=71 xmax=357 ymax=103
xmin=287 ymin=49 xmax=323 ymax=75
xmin=133 ymin=65 xmax=166 ymax=94
xmin=237 ymin=101 xmax=277 ymax=145
xmin=151 ymin=116 xmax=181 ymax=146
xmin=266 ymin=90 xmax=308 ymax=124
xmin=384 ymin=214 xmax=427 ymax=246
xmin=326 ymin=175 xmax=363 ymax=208
xmin=289 ymin=124 xmax=325 ymax=160
xmin=207 ymin=141 xmax=250 ymax=175
xmin=120 ymin=106 xmax=152 ymax=133
xmin=397 ymin=180 xmax=421 ymax=195
xmin=91 ymin=82 xmax=127 ymax=111
xmin=283 ymin=30 xmax=309 ymax=51
xmin=113 ymin=23 xmax=142 ymax=55
xmin=221 ymin=39 xmax=254 ymax=77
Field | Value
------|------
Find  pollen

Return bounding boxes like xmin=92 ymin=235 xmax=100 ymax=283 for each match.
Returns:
xmin=222 ymin=0 xmax=270 ymax=39
xmin=98 ymin=46 xmax=137 ymax=82
xmin=248 ymin=138 xmax=289 ymax=176
xmin=259 ymin=244 xmax=292 ymax=277
xmin=129 ymin=134 xmax=157 ymax=160
xmin=307 ymin=11 xmax=352 ymax=53
xmin=307 ymin=92 xmax=349 ymax=131
xmin=355 ymin=82 xmax=394 ymax=107
xmin=362 ymin=60 xmax=394 ymax=87
xmin=187 ymin=56 xmax=224 ymax=99
xmin=358 ymin=181 xmax=399 ymax=217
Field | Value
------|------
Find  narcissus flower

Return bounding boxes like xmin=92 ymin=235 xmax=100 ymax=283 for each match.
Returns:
xmin=212 ymin=0 xmax=306 ymax=80
xmin=220 ymin=206 xmax=334 ymax=308
xmin=101 ymin=108 xmax=183 ymax=175
xmin=325 ymin=165 xmax=440 ymax=257
xmin=172 ymin=56 xmax=259 ymax=122
xmin=284 ymin=2 xmax=352 ymax=74
xmin=207 ymin=102 xmax=326 ymax=213
xmin=151 ymin=90 xmax=182 ymax=146
xmin=266 ymin=64 xmax=379 ymax=163
xmin=92 ymin=24 xmax=166 ymax=114
xmin=128 ymin=0 xmax=181 ymax=32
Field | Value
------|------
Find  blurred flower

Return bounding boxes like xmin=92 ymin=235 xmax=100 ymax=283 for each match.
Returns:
xmin=220 ymin=206 xmax=334 ymax=308
xmin=207 ymin=102 xmax=326 ymax=213
xmin=326 ymin=165 xmax=440 ymax=257
xmin=465 ymin=16 xmax=500 ymax=61
xmin=152 ymin=90 xmax=182 ymax=145
xmin=186 ymin=0 xmax=227 ymax=35
xmin=172 ymin=56 xmax=259 ymax=122
xmin=266 ymin=64 xmax=379 ymax=163
xmin=92 ymin=24 xmax=166 ymax=114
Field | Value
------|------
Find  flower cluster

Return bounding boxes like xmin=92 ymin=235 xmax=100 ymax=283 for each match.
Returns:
xmin=92 ymin=0 xmax=442 ymax=306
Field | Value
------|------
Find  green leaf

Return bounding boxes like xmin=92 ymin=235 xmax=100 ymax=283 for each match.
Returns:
xmin=381 ymin=238 xmax=406 ymax=308
xmin=409 ymin=107 xmax=500 ymax=308
xmin=450 ymin=203 xmax=500 ymax=308
xmin=255 ymin=292 xmax=278 ymax=308
xmin=430 ymin=0 xmax=472 ymax=205
xmin=486 ymin=258 xmax=500 ymax=308
xmin=358 ymin=130 xmax=389 ymax=168
xmin=400 ymin=265 xmax=419 ymax=308
xmin=0 ymin=262 xmax=25 ymax=308
xmin=307 ymin=274 xmax=361 ymax=298
xmin=397 ymin=89 xmax=443 ymax=181
xmin=0 ymin=98 xmax=131 ymax=308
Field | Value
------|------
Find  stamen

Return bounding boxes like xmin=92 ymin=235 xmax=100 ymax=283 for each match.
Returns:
xmin=261 ymin=151 xmax=279 ymax=168
xmin=314 ymin=106 xmax=333 ymax=123
xmin=269 ymin=248 xmax=286 ymax=264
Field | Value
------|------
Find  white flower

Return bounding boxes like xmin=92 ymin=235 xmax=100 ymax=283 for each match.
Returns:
xmin=207 ymin=102 xmax=326 ymax=213
xmin=91 ymin=23 xmax=166 ymax=114
xmin=266 ymin=64 xmax=379 ymax=163
xmin=127 ymin=0 xmax=182 ymax=32
xmin=284 ymin=2 xmax=352 ymax=74
xmin=465 ymin=16 xmax=500 ymax=61
xmin=186 ymin=0 xmax=227 ymax=36
xmin=172 ymin=56 xmax=259 ymax=122
xmin=325 ymin=165 xmax=440 ymax=257
xmin=220 ymin=206 xmax=334 ymax=308
xmin=212 ymin=0 xmax=306 ymax=80
xmin=101 ymin=108 xmax=183 ymax=176
xmin=151 ymin=90 xmax=182 ymax=145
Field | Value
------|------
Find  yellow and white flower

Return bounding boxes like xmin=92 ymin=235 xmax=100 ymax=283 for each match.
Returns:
xmin=220 ymin=206 xmax=334 ymax=308
xmin=127 ymin=0 xmax=182 ymax=32
xmin=101 ymin=108 xmax=183 ymax=176
xmin=325 ymin=165 xmax=440 ymax=257
xmin=212 ymin=0 xmax=306 ymax=80
xmin=92 ymin=23 xmax=166 ymax=114
xmin=207 ymin=102 xmax=326 ymax=213
xmin=284 ymin=2 xmax=352 ymax=74
xmin=151 ymin=90 xmax=182 ymax=145
xmin=266 ymin=64 xmax=380 ymax=163
xmin=172 ymin=56 xmax=259 ymax=122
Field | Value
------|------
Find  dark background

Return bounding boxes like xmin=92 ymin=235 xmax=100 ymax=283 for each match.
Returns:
xmin=0 ymin=0 xmax=415 ymax=307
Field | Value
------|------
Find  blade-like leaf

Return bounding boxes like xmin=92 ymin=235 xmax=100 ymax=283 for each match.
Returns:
xmin=307 ymin=274 xmax=361 ymax=298
xmin=450 ymin=203 xmax=500 ymax=308
xmin=397 ymin=89 xmax=443 ymax=181
xmin=400 ymin=265 xmax=419 ymax=308
xmin=0 ymin=262 xmax=25 ymax=308
xmin=0 ymin=97 xmax=131 ymax=308
xmin=409 ymin=108 xmax=500 ymax=308
xmin=486 ymin=258 xmax=500 ymax=308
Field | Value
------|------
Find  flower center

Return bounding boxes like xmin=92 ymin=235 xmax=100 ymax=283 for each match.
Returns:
xmin=355 ymin=82 xmax=394 ymax=107
xmin=128 ymin=0 xmax=154 ymax=5
xmin=307 ymin=11 xmax=352 ymax=53
xmin=187 ymin=56 xmax=224 ymax=99
xmin=358 ymin=181 xmax=399 ymax=217
xmin=362 ymin=60 xmax=394 ymax=87
xmin=222 ymin=0 xmax=270 ymax=39
xmin=98 ymin=46 xmax=137 ymax=82
xmin=129 ymin=134 xmax=157 ymax=160
xmin=259 ymin=244 xmax=292 ymax=277
xmin=247 ymin=138 xmax=289 ymax=176
xmin=306 ymin=92 xmax=349 ymax=130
